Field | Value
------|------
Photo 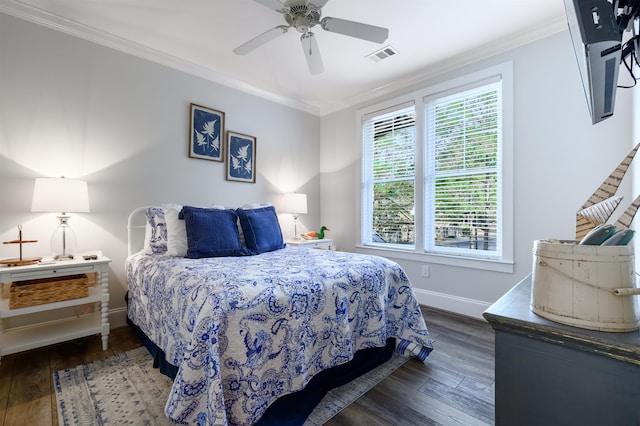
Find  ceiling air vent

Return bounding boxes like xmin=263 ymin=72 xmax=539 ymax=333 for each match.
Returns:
xmin=366 ymin=46 xmax=397 ymax=62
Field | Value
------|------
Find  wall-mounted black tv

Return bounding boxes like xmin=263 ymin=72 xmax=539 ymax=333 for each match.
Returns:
xmin=564 ymin=0 xmax=623 ymax=124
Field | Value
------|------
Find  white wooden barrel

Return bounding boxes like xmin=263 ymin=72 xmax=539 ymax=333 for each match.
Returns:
xmin=530 ymin=239 xmax=640 ymax=332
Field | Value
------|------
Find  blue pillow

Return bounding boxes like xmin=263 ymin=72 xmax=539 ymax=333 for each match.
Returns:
xmin=180 ymin=206 xmax=248 ymax=258
xmin=237 ymin=205 xmax=285 ymax=254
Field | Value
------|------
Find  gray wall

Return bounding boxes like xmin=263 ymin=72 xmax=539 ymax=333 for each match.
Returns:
xmin=0 ymin=13 xmax=320 ymax=321
xmin=320 ymin=31 xmax=636 ymax=317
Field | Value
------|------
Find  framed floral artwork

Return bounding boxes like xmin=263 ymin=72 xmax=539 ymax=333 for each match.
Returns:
xmin=225 ymin=131 xmax=256 ymax=183
xmin=189 ymin=103 xmax=225 ymax=161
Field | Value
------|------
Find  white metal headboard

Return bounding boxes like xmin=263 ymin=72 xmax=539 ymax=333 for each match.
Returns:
xmin=127 ymin=206 xmax=151 ymax=256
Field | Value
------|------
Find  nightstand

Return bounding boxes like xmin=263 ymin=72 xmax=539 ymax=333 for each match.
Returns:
xmin=286 ymin=239 xmax=333 ymax=250
xmin=0 ymin=255 xmax=111 ymax=363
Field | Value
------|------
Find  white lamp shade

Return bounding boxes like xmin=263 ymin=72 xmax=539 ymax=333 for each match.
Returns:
xmin=31 ymin=177 xmax=90 ymax=213
xmin=282 ymin=193 xmax=307 ymax=215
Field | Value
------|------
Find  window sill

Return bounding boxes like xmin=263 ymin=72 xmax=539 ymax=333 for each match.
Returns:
xmin=354 ymin=245 xmax=514 ymax=273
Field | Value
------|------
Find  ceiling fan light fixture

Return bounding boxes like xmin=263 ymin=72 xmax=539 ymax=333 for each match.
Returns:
xmin=285 ymin=0 xmax=322 ymax=33
xmin=236 ymin=0 xmax=390 ymax=74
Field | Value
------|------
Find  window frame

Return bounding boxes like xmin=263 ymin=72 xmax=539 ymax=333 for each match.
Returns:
xmin=357 ymin=62 xmax=514 ymax=273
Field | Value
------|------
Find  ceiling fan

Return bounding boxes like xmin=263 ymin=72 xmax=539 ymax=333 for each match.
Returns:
xmin=233 ymin=0 xmax=389 ymax=75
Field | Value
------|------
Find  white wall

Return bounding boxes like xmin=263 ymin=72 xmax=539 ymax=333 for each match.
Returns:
xmin=320 ymin=31 xmax=635 ymax=318
xmin=0 ymin=13 xmax=321 ymax=323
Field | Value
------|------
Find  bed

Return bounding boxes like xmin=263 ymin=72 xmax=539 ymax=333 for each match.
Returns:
xmin=125 ymin=204 xmax=433 ymax=425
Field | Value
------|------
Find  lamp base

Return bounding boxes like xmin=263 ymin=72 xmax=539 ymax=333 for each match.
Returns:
xmin=54 ymin=253 xmax=74 ymax=261
xmin=293 ymin=215 xmax=302 ymax=240
xmin=51 ymin=215 xmax=77 ymax=261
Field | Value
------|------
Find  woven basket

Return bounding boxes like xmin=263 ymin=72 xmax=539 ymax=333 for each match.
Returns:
xmin=9 ymin=274 xmax=89 ymax=309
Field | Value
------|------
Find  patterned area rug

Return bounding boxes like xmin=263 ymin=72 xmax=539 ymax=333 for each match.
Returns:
xmin=54 ymin=347 xmax=408 ymax=425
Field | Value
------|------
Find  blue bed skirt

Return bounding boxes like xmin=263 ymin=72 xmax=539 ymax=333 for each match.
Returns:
xmin=125 ymin=300 xmax=394 ymax=425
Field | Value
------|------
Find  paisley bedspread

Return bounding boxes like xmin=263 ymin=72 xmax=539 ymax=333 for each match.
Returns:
xmin=126 ymin=246 xmax=433 ymax=425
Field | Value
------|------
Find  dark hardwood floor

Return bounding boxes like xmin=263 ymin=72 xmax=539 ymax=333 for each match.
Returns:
xmin=0 ymin=306 xmax=495 ymax=426
xmin=326 ymin=307 xmax=495 ymax=426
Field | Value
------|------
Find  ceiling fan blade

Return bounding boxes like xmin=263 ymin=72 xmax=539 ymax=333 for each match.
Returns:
xmin=233 ymin=26 xmax=289 ymax=55
xmin=300 ymin=32 xmax=324 ymax=75
xmin=320 ymin=17 xmax=389 ymax=43
xmin=253 ymin=0 xmax=287 ymax=12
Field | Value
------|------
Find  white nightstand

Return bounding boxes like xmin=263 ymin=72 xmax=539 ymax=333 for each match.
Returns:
xmin=0 ymin=255 xmax=111 ymax=363
xmin=286 ymin=239 xmax=333 ymax=250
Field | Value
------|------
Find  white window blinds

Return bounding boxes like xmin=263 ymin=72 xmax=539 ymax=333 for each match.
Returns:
xmin=425 ymin=80 xmax=502 ymax=256
xmin=362 ymin=104 xmax=416 ymax=246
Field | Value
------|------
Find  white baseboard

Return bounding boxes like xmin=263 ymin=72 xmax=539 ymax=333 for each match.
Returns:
xmin=108 ymin=307 xmax=128 ymax=329
xmin=413 ymin=288 xmax=492 ymax=321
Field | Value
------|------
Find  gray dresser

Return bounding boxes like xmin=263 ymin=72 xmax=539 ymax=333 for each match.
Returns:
xmin=483 ymin=275 xmax=640 ymax=426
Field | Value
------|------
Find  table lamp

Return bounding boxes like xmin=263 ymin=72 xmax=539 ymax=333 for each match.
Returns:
xmin=31 ymin=177 xmax=90 ymax=260
xmin=282 ymin=193 xmax=307 ymax=240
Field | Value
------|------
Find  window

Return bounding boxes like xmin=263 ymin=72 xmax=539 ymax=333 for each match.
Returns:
xmin=360 ymin=63 xmax=513 ymax=269
xmin=362 ymin=103 xmax=416 ymax=248
xmin=425 ymin=79 xmax=502 ymax=258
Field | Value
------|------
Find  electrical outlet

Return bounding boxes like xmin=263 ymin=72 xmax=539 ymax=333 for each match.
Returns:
xmin=421 ymin=265 xmax=430 ymax=278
